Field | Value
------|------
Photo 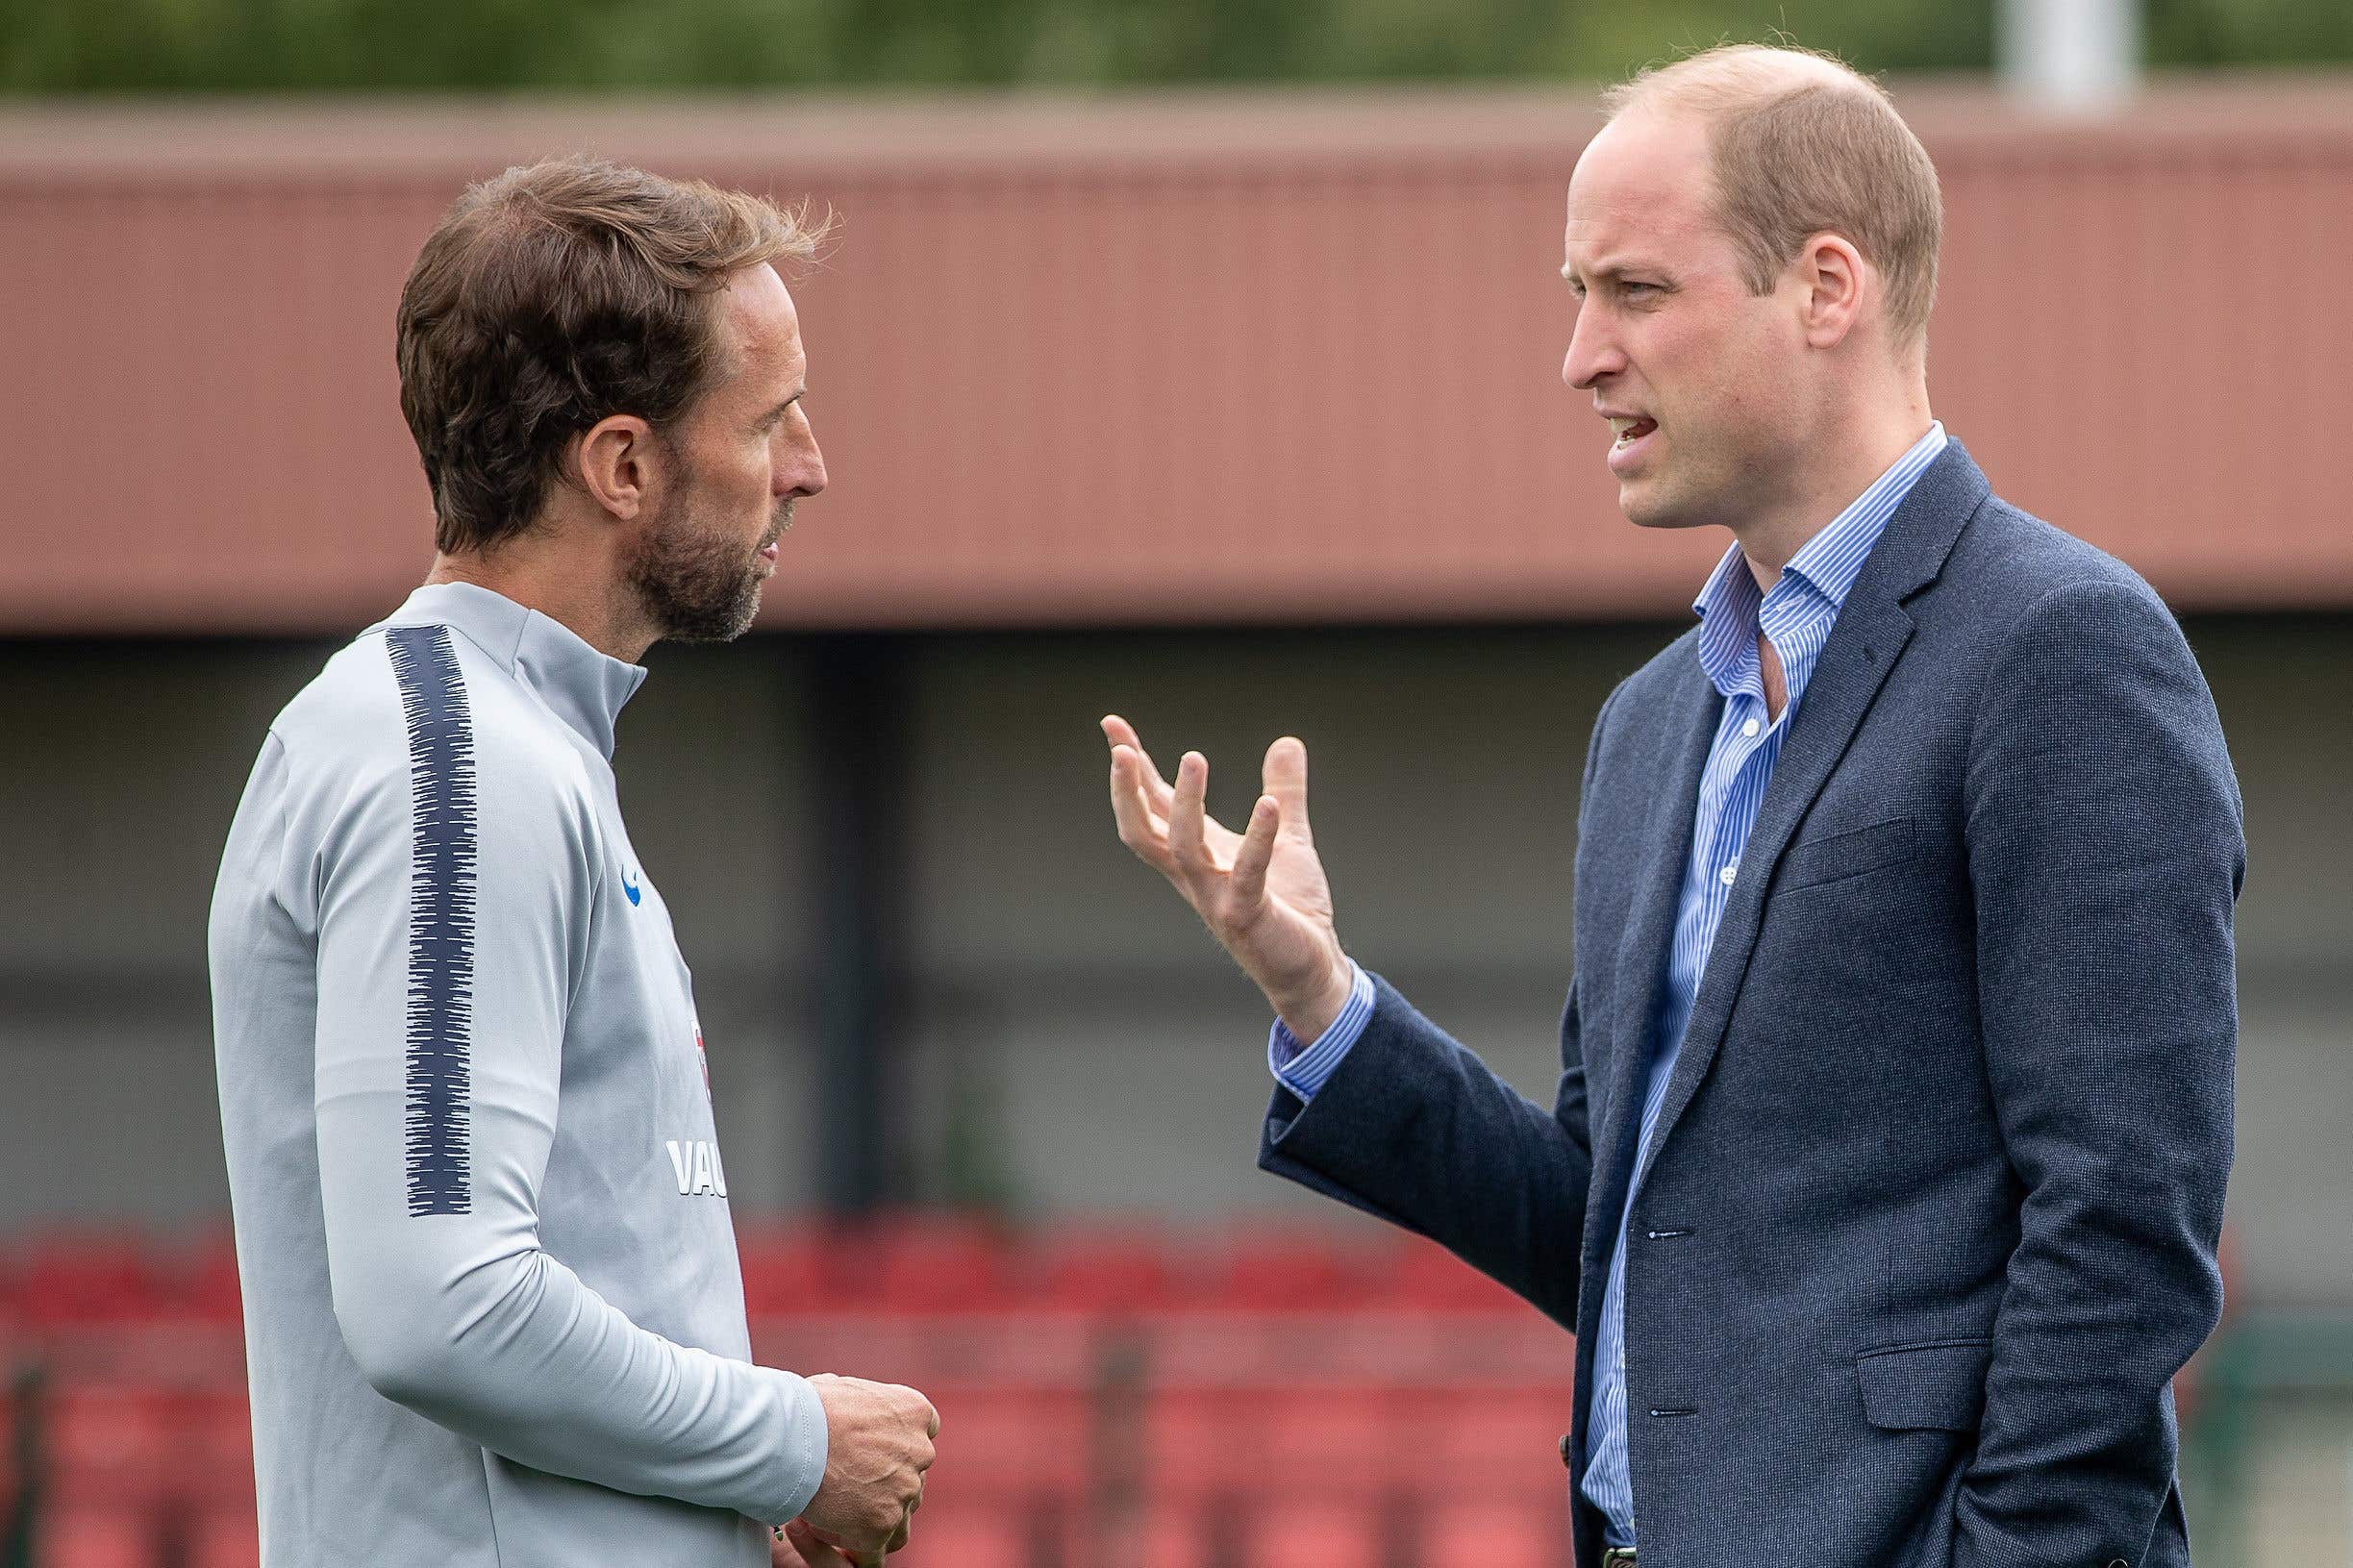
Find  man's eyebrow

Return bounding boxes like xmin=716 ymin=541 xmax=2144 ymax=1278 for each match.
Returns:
xmin=760 ymin=386 xmax=809 ymax=421
xmin=1560 ymin=258 xmax=1659 ymax=286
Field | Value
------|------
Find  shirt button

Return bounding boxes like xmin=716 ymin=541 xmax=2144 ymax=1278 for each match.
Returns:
xmin=1718 ymin=863 xmax=1738 ymax=886
xmin=1741 ymin=717 xmax=1761 ymax=737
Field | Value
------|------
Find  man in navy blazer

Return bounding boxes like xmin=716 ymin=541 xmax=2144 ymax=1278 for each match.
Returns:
xmin=1104 ymin=41 xmax=2240 ymax=1568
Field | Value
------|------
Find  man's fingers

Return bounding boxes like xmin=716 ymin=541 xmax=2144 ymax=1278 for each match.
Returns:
xmin=1263 ymin=735 xmax=1314 ymax=842
xmin=805 ymin=1523 xmax=884 ymax=1568
xmin=1166 ymin=751 xmax=1212 ymax=885
xmin=1102 ymin=714 xmax=1176 ymax=812
xmin=779 ymin=1520 xmax=851 ymax=1568
xmin=1108 ymin=747 xmax=1174 ymax=872
xmin=1229 ymin=795 xmax=1279 ymax=909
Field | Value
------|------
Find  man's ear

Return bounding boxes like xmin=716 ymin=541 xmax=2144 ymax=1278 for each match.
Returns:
xmin=574 ymin=414 xmax=660 ymax=521
xmin=1798 ymin=233 xmax=1867 ymax=350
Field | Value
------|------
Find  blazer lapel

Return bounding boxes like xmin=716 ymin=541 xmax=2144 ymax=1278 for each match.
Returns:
xmin=1584 ymin=656 xmax=1720 ymax=1272
xmin=1636 ymin=441 xmax=1992 ymax=1184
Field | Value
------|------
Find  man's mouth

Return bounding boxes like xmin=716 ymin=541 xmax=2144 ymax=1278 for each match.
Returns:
xmin=1608 ymin=414 xmax=1658 ymax=450
xmin=758 ymin=506 xmax=792 ymax=561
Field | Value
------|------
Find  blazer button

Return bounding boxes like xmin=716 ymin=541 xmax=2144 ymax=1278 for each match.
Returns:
xmin=1559 ymin=1433 xmax=1574 ymax=1469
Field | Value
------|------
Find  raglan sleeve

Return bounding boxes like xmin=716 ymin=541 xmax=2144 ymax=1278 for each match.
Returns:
xmin=296 ymin=662 xmax=828 ymax=1524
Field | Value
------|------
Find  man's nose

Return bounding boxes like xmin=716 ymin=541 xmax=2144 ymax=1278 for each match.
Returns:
xmin=783 ymin=436 xmax=827 ymax=500
xmin=1562 ymin=308 xmax=1621 ymax=391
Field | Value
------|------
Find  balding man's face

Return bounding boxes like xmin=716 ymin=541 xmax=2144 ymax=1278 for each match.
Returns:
xmin=1560 ymin=111 xmax=1811 ymax=533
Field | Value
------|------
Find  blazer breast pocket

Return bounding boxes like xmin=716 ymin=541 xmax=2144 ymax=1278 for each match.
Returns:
xmin=1773 ymin=815 xmax=1913 ymax=895
xmin=1856 ymin=1338 xmax=1991 ymax=1431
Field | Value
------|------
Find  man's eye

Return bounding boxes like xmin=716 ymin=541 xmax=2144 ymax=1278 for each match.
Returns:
xmin=1621 ymin=281 xmax=1658 ymax=297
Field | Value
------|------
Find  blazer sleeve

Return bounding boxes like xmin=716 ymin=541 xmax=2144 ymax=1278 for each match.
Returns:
xmin=1252 ymin=685 xmax=1619 ymax=1331
xmin=1955 ymin=577 xmax=2242 ymax=1565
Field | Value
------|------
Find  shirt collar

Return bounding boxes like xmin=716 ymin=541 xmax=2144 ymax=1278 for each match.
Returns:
xmin=372 ymin=582 xmax=648 ymax=759
xmin=1692 ymin=421 xmax=1947 ymax=693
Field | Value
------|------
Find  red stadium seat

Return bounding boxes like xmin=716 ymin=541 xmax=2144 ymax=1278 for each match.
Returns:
xmin=187 ymin=1506 xmax=262 ymax=1568
xmin=8 ymin=1233 xmax=164 ymax=1326
xmin=194 ymin=1389 xmax=256 ymax=1489
xmin=37 ymin=1505 xmax=162 ymax=1568
xmin=1144 ymin=1385 xmax=1275 ymax=1498
xmin=43 ymin=1381 xmax=181 ymax=1506
xmin=1388 ymin=1240 xmax=1523 ymax=1312
xmin=871 ymin=1216 xmax=1013 ymax=1313
xmin=1138 ymin=1505 xmax=1210 ymax=1568
xmin=1033 ymin=1231 xmax=1180 ymax=1314
xmin=894 ymin=1506 xmax=1025 ymax=1568
xmin=924 ymin=1382 xmax=1092 ymax=1493
xmin=733 ymin=1223 xmax=839 ymax=1314
xmin=1419 ymin=1499 xmax=1562 ymax=1568
xmin=1206 ymin=1232 xmax=1368 ymax=1312
xmin=1411 ymin=1384 xmax=1574 ymax=1495
xmin=1239 ymin=1499 xmax=1383 ymax=1568
xmin=1255 ymin=1384 xmax=1406 ymax=1493
xmin=180 ymin=1232 xmax=245 ymax=1326
xmin=1082 ymin=1503 xmax=1212 ymax=1568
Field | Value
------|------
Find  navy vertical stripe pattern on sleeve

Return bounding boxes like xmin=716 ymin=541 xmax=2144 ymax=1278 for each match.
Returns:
xmin=387 ymin=625 xmax=479 ymax=1217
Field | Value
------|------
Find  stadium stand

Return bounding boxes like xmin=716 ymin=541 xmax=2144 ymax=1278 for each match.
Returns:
xmin=0 ymin=1216 xmax=2234 ymax=1565
xmin=0 ymin=1221 xmax=1587 ymax=1567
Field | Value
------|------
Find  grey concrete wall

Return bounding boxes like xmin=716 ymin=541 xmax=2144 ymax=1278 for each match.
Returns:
xmin=0 ymin=615 xmax=2344 ymax=1304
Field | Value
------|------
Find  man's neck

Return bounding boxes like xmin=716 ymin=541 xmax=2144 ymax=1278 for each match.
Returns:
xmin=425 ymin=545 xmax=654 ymax=664
xmin=1733 ymin=396 xmax=1934 ymax=592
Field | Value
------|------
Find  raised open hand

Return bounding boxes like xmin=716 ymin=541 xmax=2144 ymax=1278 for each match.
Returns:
xmin=1102 ymin=714 xmax=1354 ymax=1042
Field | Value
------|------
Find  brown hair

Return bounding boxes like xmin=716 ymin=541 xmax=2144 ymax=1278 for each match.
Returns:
xmin=1603 ymin=44 xmax=1942 ymax=347
xmin=395 ymin=156 xmax=829 ymax=555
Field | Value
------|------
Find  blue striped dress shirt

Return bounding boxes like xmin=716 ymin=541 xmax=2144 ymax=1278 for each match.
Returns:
xmin=1270 ymin=421 xmax=1947 ymax=1549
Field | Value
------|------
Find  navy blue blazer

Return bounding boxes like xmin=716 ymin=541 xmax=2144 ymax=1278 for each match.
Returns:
xmin=1261 ymin=443 xmax=2242 ymax=1568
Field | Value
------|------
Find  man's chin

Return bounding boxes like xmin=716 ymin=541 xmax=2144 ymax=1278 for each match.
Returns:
xmin=1616 ymin=478 xmax=1714 ymax=532
xmin=1616 ymin=482 xmax=1676 ymax=530
xmin=656 ymin=582 xmax=765 ymax=645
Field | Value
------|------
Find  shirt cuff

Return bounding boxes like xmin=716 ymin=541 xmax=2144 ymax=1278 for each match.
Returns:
xmin=1267 ymin=960 xmax=1376 ymax=1103
xmin=763 ymin=1368 xmax=831 ymax=1524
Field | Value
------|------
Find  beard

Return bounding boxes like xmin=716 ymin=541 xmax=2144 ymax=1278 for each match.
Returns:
xmin=624 ymin=489 xmax=792 ymax=646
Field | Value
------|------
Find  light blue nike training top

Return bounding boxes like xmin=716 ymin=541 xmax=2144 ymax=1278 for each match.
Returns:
xmin=209 ymin=582 xmax=826 ymax=1568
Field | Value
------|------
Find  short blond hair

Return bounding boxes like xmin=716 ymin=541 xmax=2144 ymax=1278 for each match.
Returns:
xmin=1603 ymin=43 xmax=1942 ymax=347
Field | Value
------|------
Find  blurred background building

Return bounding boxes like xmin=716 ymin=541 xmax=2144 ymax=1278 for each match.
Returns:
xmin=3 ymin=1 xmax=2350 ymax=1563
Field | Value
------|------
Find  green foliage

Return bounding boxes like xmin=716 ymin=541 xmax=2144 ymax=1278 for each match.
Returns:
xmin=0 ymin=0 xmax=2345 ymax=93
xmin=2146 ymin=0 xmax=2353 ymax=66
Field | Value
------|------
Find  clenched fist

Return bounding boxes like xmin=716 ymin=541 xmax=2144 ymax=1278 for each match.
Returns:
xmin=795 ymin=1374 xmax=939 ymax=1563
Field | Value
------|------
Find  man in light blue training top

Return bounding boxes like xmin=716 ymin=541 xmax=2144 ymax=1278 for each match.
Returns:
xmin=211 ymin=157 xmax=935 ymax=1568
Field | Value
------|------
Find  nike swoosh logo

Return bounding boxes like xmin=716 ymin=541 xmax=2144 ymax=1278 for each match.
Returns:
xmin=623 ymin=869 xmax=642 ymax=907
